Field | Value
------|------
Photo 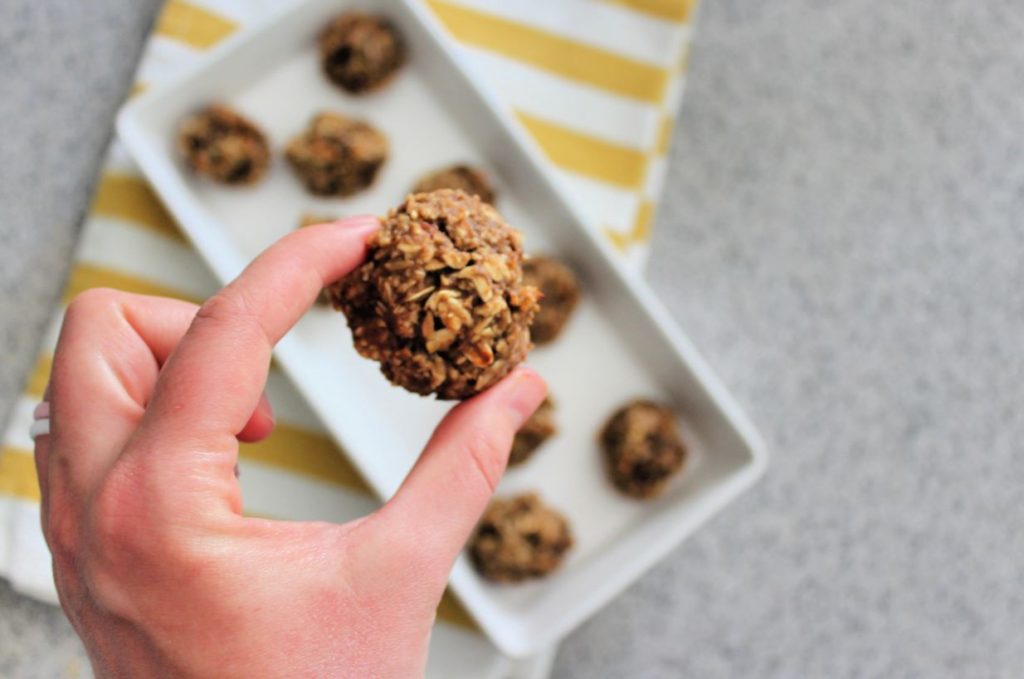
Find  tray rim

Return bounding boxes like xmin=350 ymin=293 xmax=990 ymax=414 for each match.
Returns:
xmin=116 ymin=0 xmax=769 ymax=658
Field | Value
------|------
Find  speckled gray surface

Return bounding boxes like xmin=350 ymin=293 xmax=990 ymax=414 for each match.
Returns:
xmin=3 ymin=1 xmax=1024 ymax=677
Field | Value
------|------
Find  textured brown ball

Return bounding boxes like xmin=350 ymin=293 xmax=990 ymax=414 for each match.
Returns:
xmin=412 ymin=164 xmax=497 ymax=205
xmin=523 ymin=255 xmax=580 ymax=344
xmin=320 ymin=12 xmax=405 ymax=94
xmin=178 ymin=104 xmax=269 ymax=185
xmin=600 ymin=400 xmax=687 ymax=499
xmin=469 ymin=493 xmax=573 ymax=582
xmin=329 ymin=190 xmax=540 ymax=399
xmin=509 ymin=397 xmax=556 ymax=466
xmin=286 ymin=112 xmax=388 ymax=196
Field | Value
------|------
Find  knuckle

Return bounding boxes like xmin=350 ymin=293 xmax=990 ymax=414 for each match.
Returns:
xmin=45 ymin=504 xmax=80 ymax=558
xmin=89 ymin=472 xmax=141 ymax=558
xmin=79 ymin=557 xmax=131 ymax=619
xmin=90 ymin=467 xmax=207 ymax=571
xmin=194 ymin=289 xmax=267 ymax=343
xmin=65 ymin=287 xmax=123 ymax=320
xmin=195 ymin=289 xmax=250 ymax=325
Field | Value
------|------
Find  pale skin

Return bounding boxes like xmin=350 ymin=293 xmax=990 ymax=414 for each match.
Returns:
xmin=34 ymin=215 xmax=546 ymax=678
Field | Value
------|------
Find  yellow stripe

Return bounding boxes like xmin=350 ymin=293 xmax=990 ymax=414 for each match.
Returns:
xmin=130 ymin=82 xmax=149 ymax=98
xmin=25 ymin=354 xmax=52 ymax=398
xmin=606 ymin=227 xmax=629 ymax=251
xmin=240 ymin=425 xmax=371 ymax=494
xmin=155 ymin=0 xmax=237 ymax=50
xmin=606 ymin=198 xmax=656 ymax=251
xmin=633 ymin=199 xmax=655 ymax=242
xmin=90 ymin=173 xmax=186 ymax=243
xmin=426 ymin=0 xmax=668 ymax=103
xmin=0 ymin=447 xmax=40 ymax=502
xmin=603 ymin=0 xmax=695 ymax=22
xmin=516 ymin=111 xmax=649 ymax=189
xmin=63 ymin=264 xmax=204 ymax=305
xmin=656 ymin=114 xmax=675 ymax=155
xmin=679 ymin=43 xmax=692 ymax=73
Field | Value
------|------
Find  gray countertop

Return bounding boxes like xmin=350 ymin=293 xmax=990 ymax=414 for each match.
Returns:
xmin=3 ymin=0 xmax=1024 ymax=677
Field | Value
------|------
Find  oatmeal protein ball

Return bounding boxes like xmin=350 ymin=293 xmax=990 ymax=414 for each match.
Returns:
xmin=177 ymin=104 xmax=270 ymax=185
xmin=329 ymin=189 xmax=540 ymax=399
xmin=509 ymin=397 xmax=556 ymax=466
xmin=320 ymin=12 xmax=405 ymax=94
xmin=412 ymin=164 xmax=497 ymax=205
xmin=523 ymin=255 xmax=580 ymax=344
xmin=600 ymin=400 xmax=687 ymax=499
xmin=286 ymin=112 xmax=389 ymax=197
xmin=469 ymin=493 xmax=573 ymax=582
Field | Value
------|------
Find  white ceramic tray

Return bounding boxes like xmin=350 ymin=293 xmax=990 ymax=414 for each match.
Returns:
xmin=117 ymin=0 xmax=767 ymax=658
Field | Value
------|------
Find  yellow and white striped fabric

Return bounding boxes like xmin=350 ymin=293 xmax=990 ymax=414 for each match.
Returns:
xmin=426 ymin=0 xmax=695 ymax=264
xmin=0 ymin=0 xmax=696 ymax=667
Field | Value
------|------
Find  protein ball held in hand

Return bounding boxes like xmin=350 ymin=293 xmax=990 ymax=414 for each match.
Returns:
xmin=320 ymin=12 xmax=405 ymax=94
xmin=286 ymin=112 xmax=388 ymax=197
xmin=523 ymin=255 xmax=580 ymax=344
xmin=469 ymin=493 xmax=573 ymax=583
xmin=412 ymin=164 xmax=497 ymax=205
xmin=178 ymin=104 xmax=270 ymax=185
xmin=509 ymin=397 xmax=556 ymax=466
xmin=328 ymin=189 xmax=540 ymax=400
xmin=600 ymin=400 xmax=687 ymax=499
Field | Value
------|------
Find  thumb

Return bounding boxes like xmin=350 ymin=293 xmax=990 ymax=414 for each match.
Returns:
xmin=371 ymin=367 xmax=546 ymax=584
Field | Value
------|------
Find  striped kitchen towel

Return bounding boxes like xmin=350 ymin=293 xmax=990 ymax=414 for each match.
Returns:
xmin=0 ymin=0 xmax=696 ymax=675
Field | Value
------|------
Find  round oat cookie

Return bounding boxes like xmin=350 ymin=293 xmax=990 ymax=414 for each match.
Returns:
xmin=600 ymin=399 xmax=687 ymax=499
xmin=177 ymin=104 xmax=270 ymax=185
xmin=469 ymin=493 xmax=573 ymax=583
xmin=509 ymin=396 xmax=556 ymax=466
xmin=412 ymin=164 xmax=496 ymax=205
xmin=328 ymin=189 xmax=540 ymax=400
xmin=286 ymin=112 xmax=388 ymax=197
xmin=320 ymin=12 xmax=405 ymax=94
xmin=523 ymin=255 xmax=580 ymax=345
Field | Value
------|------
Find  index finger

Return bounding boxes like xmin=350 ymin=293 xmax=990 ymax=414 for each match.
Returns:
xmin=137 ymin=216 xmax=377 ymax=448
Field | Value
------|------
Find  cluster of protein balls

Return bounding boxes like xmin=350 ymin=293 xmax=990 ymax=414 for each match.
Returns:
xmin=178 ymin=13 xmax=401 ymax=194
xmin=174 ymin=10 xmax=689 ymax=584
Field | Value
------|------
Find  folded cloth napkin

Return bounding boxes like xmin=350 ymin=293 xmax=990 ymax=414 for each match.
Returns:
xmin=0 ymin=0 xmax=696 ymax=675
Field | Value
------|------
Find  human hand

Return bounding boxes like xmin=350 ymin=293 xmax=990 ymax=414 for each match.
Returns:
xmin=35 ymin=216 xmax=546 ymax=678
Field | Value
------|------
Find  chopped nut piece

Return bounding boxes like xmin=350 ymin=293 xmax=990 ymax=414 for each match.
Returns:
xmin=328 ymin=190 xmax=540 ymax=399
xmin=469 ymin=493 xmax=573 ymax=582
xmin=178 ymin=104 xmax=269 ymax=185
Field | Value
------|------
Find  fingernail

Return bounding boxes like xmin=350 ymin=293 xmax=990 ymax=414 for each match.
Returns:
xmin=335 ymin=215 xmax=379 ymax=231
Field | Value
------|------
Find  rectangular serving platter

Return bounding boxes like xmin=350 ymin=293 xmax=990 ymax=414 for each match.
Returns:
xmin=117 ymin=0 xmax=767 ymax=658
